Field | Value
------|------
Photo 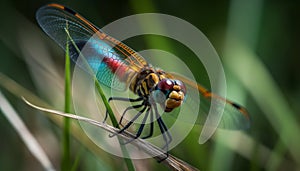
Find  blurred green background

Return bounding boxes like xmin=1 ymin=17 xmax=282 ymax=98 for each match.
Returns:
xmin=0 ymin=0 xmax=299 ymax=170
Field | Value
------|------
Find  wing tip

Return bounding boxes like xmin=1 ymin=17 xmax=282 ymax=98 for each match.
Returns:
xmin=46 ymin=3 xmax=64 ymax=9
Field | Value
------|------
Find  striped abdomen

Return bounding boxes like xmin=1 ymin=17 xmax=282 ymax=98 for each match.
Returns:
xmin=102 ymin=57 xmax=136 ymax=86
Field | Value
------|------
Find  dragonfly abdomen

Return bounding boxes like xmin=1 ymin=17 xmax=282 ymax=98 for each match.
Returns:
xmin=102 ymin=57 xmax=135 ymax=84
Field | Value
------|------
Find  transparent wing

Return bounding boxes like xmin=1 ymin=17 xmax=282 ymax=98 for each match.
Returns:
xmin=167 ymin=72 xmax=250 ymax=130
xmin=36 ymin=3 xmax=148 ymax=90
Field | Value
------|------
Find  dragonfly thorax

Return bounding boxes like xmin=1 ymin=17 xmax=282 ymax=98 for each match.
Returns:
xmin=129 ymin=67 xmax=161 ymax=96
xmin=130 ymin=68 xmax=186 ymax=112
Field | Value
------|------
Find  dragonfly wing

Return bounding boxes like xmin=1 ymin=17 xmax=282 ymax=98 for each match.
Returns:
xmin=36 ymin=4 xmax=148 ymax=90
xmin=167 ymin=72 xmax=250 ymax=130
xmin=36 ymin=4 xmax=93 ymax=57
xmin=73 ymin=39 xmax=129 ymax=90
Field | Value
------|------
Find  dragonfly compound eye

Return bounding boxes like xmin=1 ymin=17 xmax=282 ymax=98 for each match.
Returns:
xmin=174 ymin=80 xmax=186 ymax=94
xmin=157 ymin=79 xmax=174 ymax=92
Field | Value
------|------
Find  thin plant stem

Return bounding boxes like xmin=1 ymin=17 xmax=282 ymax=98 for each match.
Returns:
xmin=62 ymin=28 xmax=72 ymax=171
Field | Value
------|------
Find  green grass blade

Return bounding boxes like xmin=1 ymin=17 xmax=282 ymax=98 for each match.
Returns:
xmin=94 ymin=81 xmax=118 ymax=128
xmin=61 ymin=30 xmax=72 ymax=171
xmin=94 ymin=81 xmax=135 ymax=171
xmin=70 ymin=147 xmax=83 ymax=171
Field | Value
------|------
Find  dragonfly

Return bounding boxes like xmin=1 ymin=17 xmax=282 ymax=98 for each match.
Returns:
xmin=36 ymin=3 xmax=250 ymax=152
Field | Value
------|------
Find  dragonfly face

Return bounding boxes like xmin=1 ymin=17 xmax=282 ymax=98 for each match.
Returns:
xmin=36 ymin=3 xmax=250 ymax=153
xmin=155 ymin=78 xmax=186 ymax=112
xmin=128 ymin=66 xmax=186 ymax=112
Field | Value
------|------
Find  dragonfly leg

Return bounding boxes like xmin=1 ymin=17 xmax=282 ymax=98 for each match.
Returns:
xmin=103 ymin=96 xmax=144 ymax=123
xmin=122 ymin=107 xmax=151 ymax=144
xmin=103 ymin=111 xmax=108 ymax=123
xmin=108 ymin=96 xmax=143 ymax=102
xmin=109 ymin=105 xmax=147 ymax=138
xmin=153 ymin=104 xmax=171 ymax=162
xmin=156 ymin=117 xmax=170 ymax=162
xmin=119 ymin=104 xmax=144 ymax=127
xmin=141 ymin=108 xmax=154 ymax=139
xmin=159 ymin=118 xmax=172 ymax=149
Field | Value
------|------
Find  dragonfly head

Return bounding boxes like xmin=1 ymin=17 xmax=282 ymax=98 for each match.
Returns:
xmin=155 ymin=78 xmax=186 ymax=112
